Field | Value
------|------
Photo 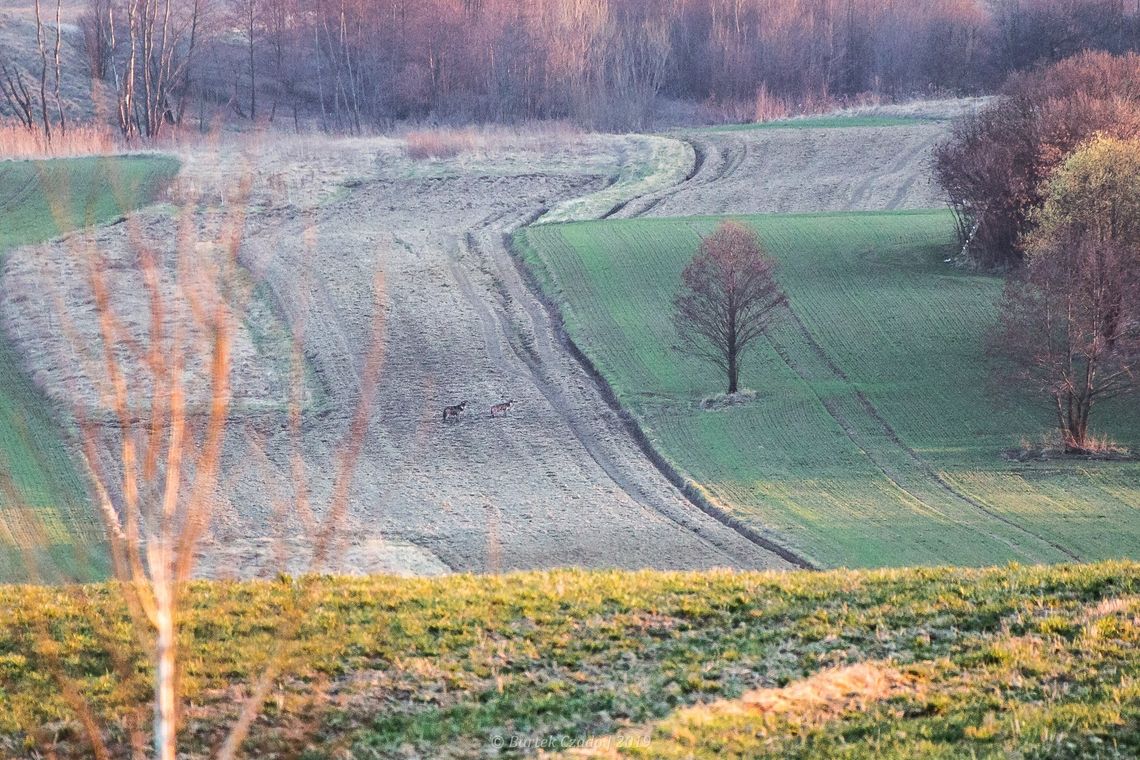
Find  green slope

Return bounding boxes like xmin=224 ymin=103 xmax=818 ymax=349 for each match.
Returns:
xmin=0 ymin=155 xmax=179 ymax=582
xmin=515 ymin=211 xmax=1140 ymax=569
xmin=2 ymin=564 xmax=1138 ymax=757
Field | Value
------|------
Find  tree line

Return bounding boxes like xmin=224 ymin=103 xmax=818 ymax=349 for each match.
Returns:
xmin=4 ymin=0 xmax=1140 ymax=138
xmin=931 ymin=52 xmax=1138 ymax=452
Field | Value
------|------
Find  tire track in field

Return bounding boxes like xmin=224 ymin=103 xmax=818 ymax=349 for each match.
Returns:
xmin=550 ymin=113 xmax=1077 ymax=565
xmin=535 ymin=132 xmax=817 ymax=567
xmin=230 ymin=169 xmax=800 ymax=574
xmin=609 ymin=119 xmax=1079 ymax=562
xmin=845 ymin=133 xmax=933 ymax=211
xmin=767 ymin=306 xmax=1082 ymax=562
xmin=461 ymin=214 xmax=803 ymax=569
xmin=610 ymin=136 xmax=747 ymax=219
xmin=878 ymin=132 xmax=940 ymax=211
xmin=0 ymin=170 xmax=41 ymax=209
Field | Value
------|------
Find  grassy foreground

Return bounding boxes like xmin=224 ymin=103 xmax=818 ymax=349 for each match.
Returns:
xmin=0 ymin=156 xmax=179 ymax=582
xmin=1 ymin=563 xmax=1138 ymax=757
xmin=515 ymin=211 xmax=1140 ymax=569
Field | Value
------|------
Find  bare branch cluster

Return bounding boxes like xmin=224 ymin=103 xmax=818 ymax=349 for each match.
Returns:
xmin=933 ymin=52 xmax=1140 ymax=270
xmin=991 ymin=136 xmax=1140 ymax=451
xmin=673 ymin=221 xmax=786 ymax=395
xmin=22 ymin=150 xmax=389 ymax=757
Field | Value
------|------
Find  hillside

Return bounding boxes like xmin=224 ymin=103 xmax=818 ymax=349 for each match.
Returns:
xmin=2 ymin=562 xmax=1138 ymax=757
xmin=515 ymin=210 xmax=1140 ymax=569
xmin=0 ymin=5 xmax=96 ymax=122
xmin=0 ymin=155 xmax=179 ymax=582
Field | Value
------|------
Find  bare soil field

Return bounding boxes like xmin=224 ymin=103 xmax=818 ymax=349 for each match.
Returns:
xmin=1 ymin=133 xmax=791 ymax=578
xmin=607 ymin=116 xmax=968 ymax=220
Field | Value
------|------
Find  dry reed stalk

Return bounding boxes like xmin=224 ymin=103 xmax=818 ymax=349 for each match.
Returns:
xmin=0 ymin=120 xmax=117 ymax=159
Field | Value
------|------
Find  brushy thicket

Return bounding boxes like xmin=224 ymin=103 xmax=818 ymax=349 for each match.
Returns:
xmin=0 ymin=123 xmax=117 ymax=159
xmin=2 ymin=563 xmax=1138 ymax=758
xmin=934 ymin=52 xmax=1140 ymax=270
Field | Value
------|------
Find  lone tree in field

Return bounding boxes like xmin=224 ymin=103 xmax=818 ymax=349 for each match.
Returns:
xmin=673 ymin=221 xmax=786 ymax=395
xmin=991 ymin=136 xmax=1140 ymax=452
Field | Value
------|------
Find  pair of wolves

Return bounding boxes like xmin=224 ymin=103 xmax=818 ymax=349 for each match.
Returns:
xmin=442 ymin=399 xmax=513 ymax=421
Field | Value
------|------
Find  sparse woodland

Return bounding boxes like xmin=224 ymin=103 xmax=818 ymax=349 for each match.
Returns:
xmin=930 ymin=53 xmax=1140 ymax=445
xmin=1 ymin=0 xmax=1140 ymax=136
xmin=934 ymin=51 xmax=1140 ymax=270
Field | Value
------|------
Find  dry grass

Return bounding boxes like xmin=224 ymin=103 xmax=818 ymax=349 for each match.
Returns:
xmin=563 ymin=662 xmax=915 ymax=758
xmin=1007 ymin=429 xmax=1136 ymax=461
xmin=755 ymin=89 xmax=886 ymax=123
xmin=733 ymin=661 xmax=912 ymax=719
xmin=696 ymin=87 xmax=831 ymax=125
xmin=0 ymin=122 xmax=117 ymax=159
xmin=752 ymin=85 xmax=794 ymax=123
xmin=1076 ymin=432 xmax=1134 ymax=456
xmin=402 ymin=121 xmax=582 ymax=161
xmin=693 ymin=92 xmax=984 ymax=129
xmin=404 ymin=127 xmax=479 ymax=160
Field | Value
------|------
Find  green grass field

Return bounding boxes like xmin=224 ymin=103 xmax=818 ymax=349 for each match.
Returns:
xmin=515 ymin=211 xmax=1140 ymax=569
xmin=2 ymin=563 xmax=1137 ymax=757
xmin=705 ymin=115 xmax=936 ymax=132
xmin=0 ymin=155 xmax=179 ymax=582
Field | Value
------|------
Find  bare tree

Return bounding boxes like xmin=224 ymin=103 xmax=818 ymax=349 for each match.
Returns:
xmin=93 ymin=0 xmax=207 ymax=138
xmin=673 ymin=221 xmax=786 ymax=395
xmin=991 ymin=136 xmax=1140 ymax=451
xmin=993 ymin=233 xmax=1138 ymax=451
xmin=33 ymin=0 xmax=53 ymax=139
xmin=0 ymin=1 xmax=65 ymax=140
xmin=51 ymin=0 xmax=67 ymax=135
xmin=79 ymin=0 xmax=114 ymax=81
xmin=29 ymin=150 xmax=389 ymax=757
xmin=0 ymin=58 xmax=37 ymax=129
xmin=228 ymin=0 xmax=261 ymax=120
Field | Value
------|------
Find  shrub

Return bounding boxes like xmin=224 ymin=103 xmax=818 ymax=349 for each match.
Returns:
xmin=933 ymin=52 xmax=1140 ymax=270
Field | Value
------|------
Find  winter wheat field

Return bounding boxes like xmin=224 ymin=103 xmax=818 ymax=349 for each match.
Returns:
xmin=1 ymin=99 xmax=1137 ymax=584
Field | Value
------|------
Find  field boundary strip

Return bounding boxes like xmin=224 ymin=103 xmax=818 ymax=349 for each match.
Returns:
xmin=506 ymin=226 xmax=817 ymax=571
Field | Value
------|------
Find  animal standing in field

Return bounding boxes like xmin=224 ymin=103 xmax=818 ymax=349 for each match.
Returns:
xmin=490 ymin=400 xmax=514 ymax=418
xmin=442 ymin=401 xmax=468 ymax=421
